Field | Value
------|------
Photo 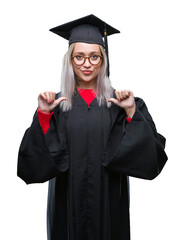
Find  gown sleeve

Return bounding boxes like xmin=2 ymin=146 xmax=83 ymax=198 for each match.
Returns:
xmin=103 ymin=97 xmax=168 ymax=180
xmin=17 ymin=106 xmax=69 ymax=184
xmin=37 ymin=109 xmax=53 ymax=134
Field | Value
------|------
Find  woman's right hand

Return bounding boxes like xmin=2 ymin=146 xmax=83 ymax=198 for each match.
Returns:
xmin=38 ymin=91 xmax=67 ymax=114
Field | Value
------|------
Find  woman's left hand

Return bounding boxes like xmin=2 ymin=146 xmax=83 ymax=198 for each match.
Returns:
xmin=108 ymin=90 xmax=136 ymax=117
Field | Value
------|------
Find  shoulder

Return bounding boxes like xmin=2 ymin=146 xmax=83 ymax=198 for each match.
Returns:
xmin=134 ymin=97 xmax=154 ymax=122
xmin=134 ymin=97 xmax=146 ymax=108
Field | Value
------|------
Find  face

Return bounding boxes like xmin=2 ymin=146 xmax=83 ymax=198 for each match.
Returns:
xmin=72 ymin=42 xmax=102 ymax=88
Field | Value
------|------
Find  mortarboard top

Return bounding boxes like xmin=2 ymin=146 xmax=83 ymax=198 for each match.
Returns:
xmin=49 ymin=14 xmax=120 ymax=46
xmin=50 ymin=14 xmax=120 ymax=76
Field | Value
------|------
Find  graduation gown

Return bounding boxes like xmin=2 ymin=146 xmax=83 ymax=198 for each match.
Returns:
xmin=17 ymin=90 xmax=167 ymax=240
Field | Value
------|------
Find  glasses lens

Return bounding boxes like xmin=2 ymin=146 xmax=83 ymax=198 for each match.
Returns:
xmin=89 ymin=55 xmax=101 ymax=65
xmin=73 ymin=56 xmax=85 ymax=66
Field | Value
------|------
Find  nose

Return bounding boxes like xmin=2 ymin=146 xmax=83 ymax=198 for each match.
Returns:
xmin=83 ymin=58 xmax=91 ymax=67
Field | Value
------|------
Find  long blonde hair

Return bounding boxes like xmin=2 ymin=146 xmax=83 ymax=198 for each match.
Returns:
xmin=60 ymin=43 xmax=113 ymax=111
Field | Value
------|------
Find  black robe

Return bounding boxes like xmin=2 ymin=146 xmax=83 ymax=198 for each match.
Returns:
xmin=17 ymin=90 xmax=167 ymax=240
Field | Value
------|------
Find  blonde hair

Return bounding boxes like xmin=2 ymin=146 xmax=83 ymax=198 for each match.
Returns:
xmin=60 ymin=43 xmax=113 ymax=111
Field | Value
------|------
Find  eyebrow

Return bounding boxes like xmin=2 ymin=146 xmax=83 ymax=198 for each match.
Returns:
xmin=73 ymin=51 xmax=101 ymax=55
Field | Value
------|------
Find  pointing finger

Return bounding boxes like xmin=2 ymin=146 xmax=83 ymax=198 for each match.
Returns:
xmin=108 ymin=98 xmax=120 ymax=105
xmin=55 ymin=97 xmax=67 ymax=106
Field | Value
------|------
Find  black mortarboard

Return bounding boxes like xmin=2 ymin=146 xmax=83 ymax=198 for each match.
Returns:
xmin=49 ymin=14 xmax=120 ymax=76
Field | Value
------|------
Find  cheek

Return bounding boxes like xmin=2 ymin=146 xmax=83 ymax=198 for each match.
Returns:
xmin=94 ymin=65 xmax=101 ymax=76
xmin=73 ymin=65 xmax=80 ymax=76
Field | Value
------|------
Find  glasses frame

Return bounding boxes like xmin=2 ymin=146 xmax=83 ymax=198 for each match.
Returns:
xmin=71 ymin=55 xmax=103 ymax=66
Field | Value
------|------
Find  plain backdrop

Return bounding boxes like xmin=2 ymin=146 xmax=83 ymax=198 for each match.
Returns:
xmin=0 ymin=0 xmax=185 ymax=239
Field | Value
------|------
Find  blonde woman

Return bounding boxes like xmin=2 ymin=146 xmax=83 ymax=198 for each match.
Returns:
xmin=18 ymin=15 xmax=167 ymax=240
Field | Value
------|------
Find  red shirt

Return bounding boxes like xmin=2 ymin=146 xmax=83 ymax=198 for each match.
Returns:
xmin=37 ymin=89 xmax=132 ymax=135
xmin=77 ymin=88 xmax=97 ymax=106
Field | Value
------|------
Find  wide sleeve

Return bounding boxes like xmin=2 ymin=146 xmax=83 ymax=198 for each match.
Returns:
xmin=17 ymin=108 xmax=69 ymax=184
xmin=103 ymin=98 xmax=168 ymax=180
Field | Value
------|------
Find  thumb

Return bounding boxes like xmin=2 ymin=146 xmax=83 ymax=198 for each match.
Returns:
xmin=108 ymin=98 xmax=120 ymax=105
xmin=54 ymin=97 xmax=67 ymax=106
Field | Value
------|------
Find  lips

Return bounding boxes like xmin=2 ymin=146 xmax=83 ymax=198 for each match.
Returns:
xmin=82 ymin=70 xmax=92 ymax=75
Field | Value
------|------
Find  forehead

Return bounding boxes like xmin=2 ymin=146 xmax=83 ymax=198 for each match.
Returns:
xmin=73 ymin=42 xmax=101 ymax=54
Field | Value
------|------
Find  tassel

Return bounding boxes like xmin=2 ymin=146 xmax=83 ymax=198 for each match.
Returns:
xmin=104 ymin=24 xmax=110 ymax=77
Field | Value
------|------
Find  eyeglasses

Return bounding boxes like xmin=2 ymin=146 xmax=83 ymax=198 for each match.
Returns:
xmin=72 ymin=55 xmax=102 ymax=66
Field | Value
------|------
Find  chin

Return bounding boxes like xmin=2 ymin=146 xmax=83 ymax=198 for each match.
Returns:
xmin=82 ymin=77 xmax=94 ymax=82
xmin=79 ymin=74 xmax=96 ymax=82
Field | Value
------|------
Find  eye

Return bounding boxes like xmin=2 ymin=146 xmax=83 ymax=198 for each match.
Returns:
xmin=90 ymin=55 xmax=99 ymax=60
xmin=75 ymin=55 xmax=83 ymax=60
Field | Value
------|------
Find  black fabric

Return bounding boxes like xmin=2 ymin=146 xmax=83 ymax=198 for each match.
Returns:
xmin=17 ymin=90 xmax=167 ymax=240
xmin=69 ymin=24 xmax=104 ymax=47
xmin=49 ymin=14 xmax=120 ymax=45
xmin=103 ymin=98 xmax=167 ymax=180
xmin=17 ymin=111 xmax=69 ymax=184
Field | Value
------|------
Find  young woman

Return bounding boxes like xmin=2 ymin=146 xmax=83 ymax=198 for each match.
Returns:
xmin=18 ymin=15 xmax=167 ymax=240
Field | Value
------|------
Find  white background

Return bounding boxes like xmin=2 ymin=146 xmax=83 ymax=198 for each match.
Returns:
xmin=0 ymin=0 xmax=185 ymax=239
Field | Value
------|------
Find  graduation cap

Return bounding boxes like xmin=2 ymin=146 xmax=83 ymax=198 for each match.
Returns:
xmin=49 ymin=14 xmax=120 ymax=76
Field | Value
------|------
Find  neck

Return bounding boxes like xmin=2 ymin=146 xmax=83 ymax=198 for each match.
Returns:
xmin=76 ymin=78 xmax=96 ymax=89
xmin=76 ymin=76 xmax=96 ymax=89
